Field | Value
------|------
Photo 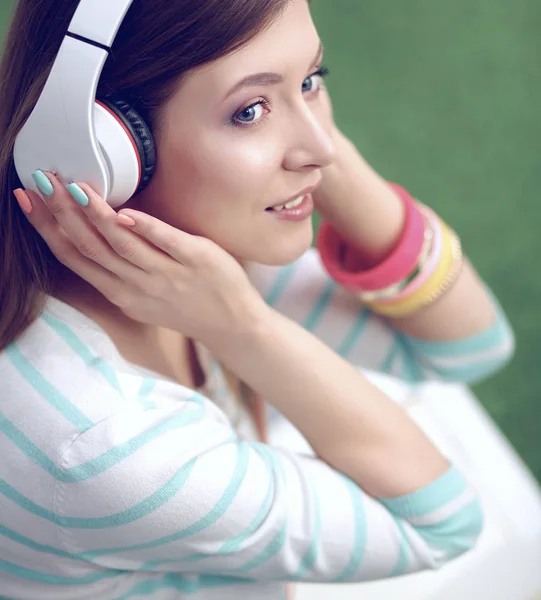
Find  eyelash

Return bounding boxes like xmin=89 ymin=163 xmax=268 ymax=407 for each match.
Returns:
xmin=231 ymin=66 xmax=330 ymax=129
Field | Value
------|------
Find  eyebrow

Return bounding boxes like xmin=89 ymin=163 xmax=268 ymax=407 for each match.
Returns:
xmin=224 ymin=40 xmax=324 ymax=100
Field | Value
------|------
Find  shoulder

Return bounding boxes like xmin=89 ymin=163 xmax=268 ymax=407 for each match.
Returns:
xmin=0 ymin=297 xmax=222 ymax=441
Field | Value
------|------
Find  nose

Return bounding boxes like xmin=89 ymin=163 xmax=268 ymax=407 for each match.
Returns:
xmin=282 ymin=106 xmax=336 ymax=172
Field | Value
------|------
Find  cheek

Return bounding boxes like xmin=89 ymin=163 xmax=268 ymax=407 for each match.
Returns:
xmin=158 ymin=133 xmax=281 ymax=227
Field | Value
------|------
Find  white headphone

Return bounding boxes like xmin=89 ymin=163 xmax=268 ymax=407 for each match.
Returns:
xmin=13 ymin=0 xmax=156 ymax=208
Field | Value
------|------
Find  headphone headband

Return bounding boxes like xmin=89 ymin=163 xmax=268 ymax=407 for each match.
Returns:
xmin=68 ymin=0 xmax=134 ymax=48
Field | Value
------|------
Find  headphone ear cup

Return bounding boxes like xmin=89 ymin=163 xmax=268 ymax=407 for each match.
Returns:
xmin=97 ymin=95 xmax=156 ymax=195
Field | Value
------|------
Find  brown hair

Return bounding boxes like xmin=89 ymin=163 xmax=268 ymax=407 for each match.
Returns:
xmin=0 ymin=0 xmax=291 ymax=349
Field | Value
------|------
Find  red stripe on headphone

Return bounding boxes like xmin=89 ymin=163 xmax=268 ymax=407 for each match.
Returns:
xmin=95 ymin=100 xmax=142 ymax=190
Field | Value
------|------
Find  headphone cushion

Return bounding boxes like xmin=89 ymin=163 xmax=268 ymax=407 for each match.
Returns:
xmin=98 ymin=95 xmax=156 ymax=193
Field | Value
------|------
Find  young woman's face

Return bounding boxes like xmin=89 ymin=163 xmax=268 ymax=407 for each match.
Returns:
xmin=134 ymin=0 xmax=336 ymax=265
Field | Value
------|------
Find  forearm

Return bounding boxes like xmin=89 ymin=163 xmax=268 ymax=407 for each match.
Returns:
xmin=211 ymin=306 xmax=449 ymax=498
xmin=315 ymin=132 xmax=497 ymax=340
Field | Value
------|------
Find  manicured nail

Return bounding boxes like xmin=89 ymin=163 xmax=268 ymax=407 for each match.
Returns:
xmin=66 ymin=183 xmax=89 ymax=207
xmin=117 ymin=214 xmax=136 ymax=227
xmin=13 ymin=189 xmax=32 ymax=215
xmin=31 ymin=170 xmax=54 ymax=196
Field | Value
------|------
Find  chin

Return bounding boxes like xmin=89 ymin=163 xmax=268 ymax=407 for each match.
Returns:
xmin=245 ymin=224 xmax=314 ymax=266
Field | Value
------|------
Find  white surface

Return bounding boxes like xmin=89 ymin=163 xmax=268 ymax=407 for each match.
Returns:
xmin=269 ymin=371 xmax=541 ymax=600
xmin=13 ymin=38 xmax=111 ymax=201
xmin=68 ymin=0 xmax=134 ymax=47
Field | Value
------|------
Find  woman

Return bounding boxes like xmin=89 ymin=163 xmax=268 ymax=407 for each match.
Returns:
xmin=0 ymin=0 xmax=515 ymax=599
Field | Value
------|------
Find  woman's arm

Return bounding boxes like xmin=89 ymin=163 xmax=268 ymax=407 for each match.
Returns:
xmin=312 ymin=128 xmax=502 ymax=341
xmin=51 ymin=387 xmax=481 ymax=584
xmin=246 ymin=249 xmax=514 ymax=384
xmin=210 ymin=303 xmax=448 ymax=498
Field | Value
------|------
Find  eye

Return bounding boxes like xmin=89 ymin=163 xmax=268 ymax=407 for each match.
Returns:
xmin=302 ymin=66 xmax=330 ymax=94
xmin=232 ymin=99 xmax=269 ymax=127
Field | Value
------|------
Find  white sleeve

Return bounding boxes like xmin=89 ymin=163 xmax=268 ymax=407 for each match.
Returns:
xmin=52 ymin=393 xmax=483 ymax=583
xmin=246 ymin=249 xmax=514 ymax=384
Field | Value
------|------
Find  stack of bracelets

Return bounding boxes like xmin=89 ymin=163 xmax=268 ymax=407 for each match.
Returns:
xmin=317 ymin=183 xmax=464 ymax=318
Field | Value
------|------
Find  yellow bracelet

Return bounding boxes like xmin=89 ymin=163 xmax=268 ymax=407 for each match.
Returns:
xmin=367 ymin=222 xmax=463 ymax=318
xmin=357 ymin=216 xmax=434 ymax=303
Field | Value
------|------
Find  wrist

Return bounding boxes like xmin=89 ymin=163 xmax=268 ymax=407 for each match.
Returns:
xmin=315 ymin=153 xmax=405 ymax=265
xmin=317 ymin=183 xmax=427 ymax=292
xmin=207 ymin=297 xmax=276 ymax=365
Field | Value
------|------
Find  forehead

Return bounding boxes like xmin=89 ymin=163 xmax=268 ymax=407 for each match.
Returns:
xmin=187 ymin=0 xmax=318 ymax=86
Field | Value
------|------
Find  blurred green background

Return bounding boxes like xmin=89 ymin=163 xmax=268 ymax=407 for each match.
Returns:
xmin=1 ymin=1 xmax=539 ymax=480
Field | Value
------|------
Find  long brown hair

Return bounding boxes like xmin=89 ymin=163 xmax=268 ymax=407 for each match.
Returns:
xmin=0 ymin=0 xmax=291 ymax=349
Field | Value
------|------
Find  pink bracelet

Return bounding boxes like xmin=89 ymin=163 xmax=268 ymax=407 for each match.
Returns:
xmin=317 ymin=183 xmax=426 ymax=291
xmin=377 ymin=204 xmax=444 ymax=303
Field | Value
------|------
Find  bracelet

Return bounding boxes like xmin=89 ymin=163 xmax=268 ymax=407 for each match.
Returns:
xmin=367 ymin=221 xmax=455 ymax=316
xmin=367 ymin=223 xmax=463 ymax=318
xmin=386 ymin=204 xmax=443 ymax=301
xmin=357 ymin=214 xmax=434 ymax=302
xmin=317 ymin=183 xmax=426 ymax=291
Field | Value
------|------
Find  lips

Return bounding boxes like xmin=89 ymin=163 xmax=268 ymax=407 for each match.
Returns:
xmin=266 ymin=194 xmax=306 ymax=212
xmin=266 ymin=181 xmax=321 ymax=211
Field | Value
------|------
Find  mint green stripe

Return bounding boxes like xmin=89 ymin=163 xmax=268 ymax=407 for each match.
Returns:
xmin=112 ymin=573 xmax=257 ymax=600
xmin=41 ymin=313 xmax=124 ymax=397
xmin=0 ymin=558 xmax=123 ymax=586
xmin=428 ymin=356 xmax=511 ymax=383
xmin=404 ymin=301 xmax=512 ymax=359
xmin=234 ymin=521 xmax=287 ymax=573
xmin=293 ymin=478 xmax=321 ymax=579
xmin=137 ymin=378 xmax=157 ymax=409
xmin=231 ymin=444 xmax=288 ymax=573
xmin=380 ymin=467 xmax=467 ymax=519
xmin=112 ymin=574 xmax=199 ymax=599
xmin=5 ymin=343 xmax=93 ymax=431
xmin=168 ymin=446 xmax=276 ymax=565
xmin=414 ymin=499 xmax=484 ymax=558
xmin=65 ymin=401 xmax=205 ymax=482
xmin=336 ymin=309 xmax=370 ymax=357
xmin=302 ymin=281 xmax=335 ymax=332
xmin=399 ymin=343 xmax=424 ymax=382
xmin=0 ymin=409 xmax=62 ymax=478
xmin=380 ymin=335 xmax=400 ymax=374
xmin=0 ymin=398 xmax=204 ymax=482
xmin=216 ymin=448 xmax=274 ymax=555
xmin=388 ymin=518 xmax=410 ymax=577
xmin=0 ymin=556 xmax=256 ymax=592
xmin=264 ymin=263 xmax=298 ymax=307
xmin=333 ymin=476 xmax=367 ymax=582
xmin=0 ymin=457 xmax=197 ymax=528
xmin=0 ymin=525 xmax=73 ymax=559
xmin=83 ymin=438 xmax=245 ymax=558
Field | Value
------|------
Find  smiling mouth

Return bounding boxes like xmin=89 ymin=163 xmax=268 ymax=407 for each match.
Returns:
xmin=266 ymin=180 xmax=321 ymax=212
xmin=265 ymin=195 xmax=306 ymax=212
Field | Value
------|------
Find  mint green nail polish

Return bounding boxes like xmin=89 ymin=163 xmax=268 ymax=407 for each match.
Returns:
xmin=31 ymin=170 xmax=54 ymax=196
xmin=66 ymin=183 xmax=89 ymax=207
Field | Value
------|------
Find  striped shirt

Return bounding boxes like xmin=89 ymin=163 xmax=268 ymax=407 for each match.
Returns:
xmin=0 ymin=248 xmax=514 ymax=599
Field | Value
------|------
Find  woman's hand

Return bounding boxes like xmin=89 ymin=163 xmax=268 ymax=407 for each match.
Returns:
xmin=15 ymin=174 xmax=269 ymax=351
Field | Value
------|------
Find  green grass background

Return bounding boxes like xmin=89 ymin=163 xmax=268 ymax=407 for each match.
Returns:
xmin=1 ymin=1 xmax=539 ymax=480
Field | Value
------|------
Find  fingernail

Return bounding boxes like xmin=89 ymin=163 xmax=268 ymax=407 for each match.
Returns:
xmin=117 ymin=214 xmax=136 ymax=227
xmin=31 ymin=170 xmax=54 ymax=196
xmin=66 ymin=183 xmax=89 ymax=207
xmin=13 ymin=189 xmax=32 ymax=215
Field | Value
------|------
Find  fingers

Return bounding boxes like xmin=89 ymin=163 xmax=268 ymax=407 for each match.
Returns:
xmin=28 ymin=171 xmax=166 ymax=275
xmin=117 ymin=208 xmax=202 ymax=265
xmin=14 ymin=189 xmax=129 ymax=306
xmin=74 ymin=181 xmax=172 ymax=272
